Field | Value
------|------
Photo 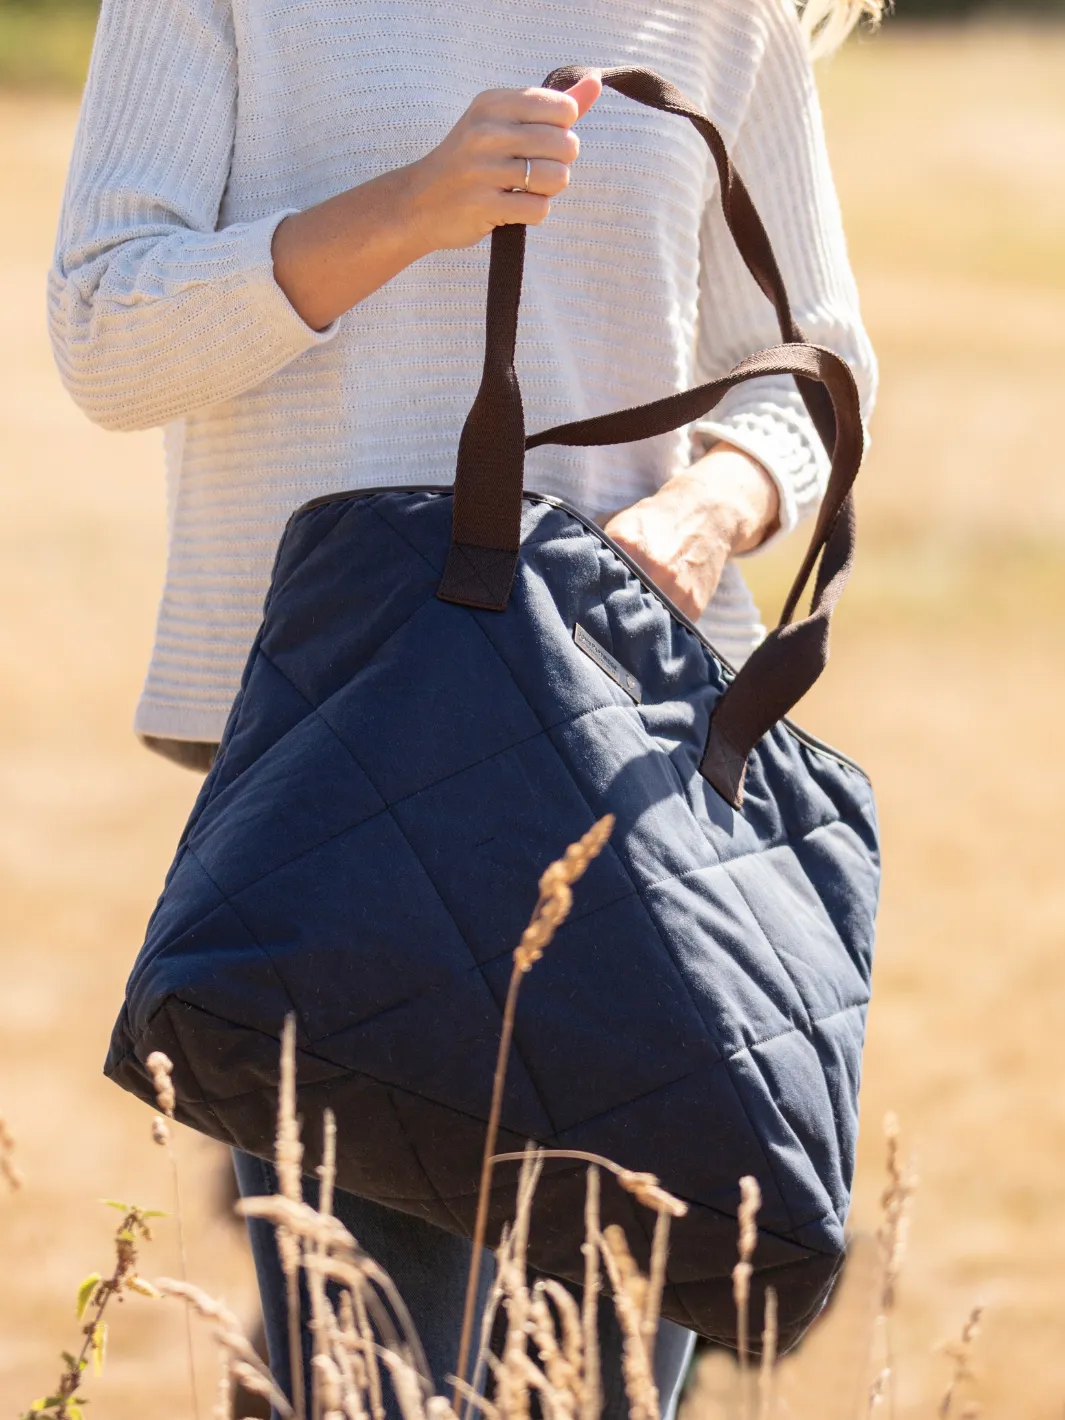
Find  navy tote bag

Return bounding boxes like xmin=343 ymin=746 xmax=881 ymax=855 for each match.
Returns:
xmin=106 ymin=68 xmax=879 ymax=1350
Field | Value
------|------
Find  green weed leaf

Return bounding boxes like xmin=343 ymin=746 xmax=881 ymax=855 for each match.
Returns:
xmin=91 ymin=1321 xmax=107 ymax=1376
xmin=75 ymin=1274 xmax=101 ymax=1320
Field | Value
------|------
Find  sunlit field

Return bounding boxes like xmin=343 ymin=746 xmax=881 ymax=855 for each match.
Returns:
xmin=1 ymin=21 xmax=1063 ymax=1417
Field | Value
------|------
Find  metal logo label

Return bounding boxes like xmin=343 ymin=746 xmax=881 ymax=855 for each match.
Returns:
xmin=573 ymin=623 xmax=643 ymax=704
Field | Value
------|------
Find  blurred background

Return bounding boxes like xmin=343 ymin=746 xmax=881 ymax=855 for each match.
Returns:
xmin=1 ymin=1 xmax=1063 ymax=1415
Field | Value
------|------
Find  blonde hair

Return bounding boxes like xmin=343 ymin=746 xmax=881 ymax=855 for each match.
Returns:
xmin=797 ymin=0 xmax=887 ymax=57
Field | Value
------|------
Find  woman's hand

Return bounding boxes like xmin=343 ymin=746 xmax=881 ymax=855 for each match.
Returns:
xmin=407 ymin=76 xmax=602 ymax=251
xmin=272 ymin=76 xmax=601 ymax=331
xmin=599 ymin=445 xmax=781 ymax=622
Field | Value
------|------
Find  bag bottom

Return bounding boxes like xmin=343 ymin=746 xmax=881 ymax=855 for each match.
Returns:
xmin=107 ymin=995 xmax=844 ymax=1351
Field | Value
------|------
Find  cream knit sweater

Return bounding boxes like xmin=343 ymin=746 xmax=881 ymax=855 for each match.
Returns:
xmin=49 ymin=0 xmax=876 ymax=746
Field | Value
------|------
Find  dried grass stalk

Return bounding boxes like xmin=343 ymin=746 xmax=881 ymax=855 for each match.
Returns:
xmin=467 ymin=1224 xmax=513 ymax=1415
xmin=324 ymin=1288 xmax=369 ymax=1420
xmin=868 ymin=1368 xmax=889 ymax=1414
xmin=515 ymin=1346 xmax=566 ymax=1420
xmin=0 ymin=1111 xmax=24 ymax=1192
xmin=318 ymin=1108 xmax=338 ymax=1219
xmin=145 ymin=1049 xmax=199 ymax=1419
xmin=877 ymin=1114 xmax=917 ymax=1315
xmin=641 ymin=1208 xmax=672 ymax=1346
xmin=312 ymin=1353 xmax=344 ymax=1411
xmin=491 ymin=1150 xmax=686 ymax=1221
xmin=276 ymin=1014 xmax=307 ymax=1420
xmin=350 ymin=1276 xmax=386 ymax=1420
xmin=449 ymin=1375 xmax=501 ymax=1420
xmin=869 ymin=1114 xmax=918 ymax=1417
xmin=580 ymin=1168 xmax=602 ymax=1420
xmin=311 ymin=1110 xmax=340 ymax=1420
xmin=214 ymin=1363 xmax=234 ymax=1420
xmin=530 ymin=1283 xmax=578 ymax=1420
xmin=378 ymin=1347 xmax=432 ymax=1420
xmin=157 ymin=1276 xmax=294 ymax=1418
xmin=426 ymin=1397 xmax=462 ymax=1420
xmin=541 ymin=1280 xmax=584 ymax=1408
xmin=938 ymin=1307 xmax=984 ymax=1419
xmin=597 ymin=1225 xmax=658 ymax=1420
xmin=756 ymin=1286 xmax=778 ymax=1420
xmin=299 ymin=1247 xmax=430 ymax=1383
xmin=453 ymin=817 xmax=615 ymax=1400
xmin=733 ymin=1176 xmax=761 ymax=1420
xmin=495 ymin=1149 xmax=545 ymax=1420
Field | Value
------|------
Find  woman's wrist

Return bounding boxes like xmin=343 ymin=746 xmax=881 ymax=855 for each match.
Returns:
xmin=684 ymin=443 xmax=781 ymax=554
xmin=597 ymin=444 xmax=781 ymax=621
xmin=271 ymin=164 xmax=436 ymax=331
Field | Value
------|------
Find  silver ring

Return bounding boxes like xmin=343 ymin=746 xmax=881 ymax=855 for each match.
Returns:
xmin=511 ymin=157 xmax=532 ymax=194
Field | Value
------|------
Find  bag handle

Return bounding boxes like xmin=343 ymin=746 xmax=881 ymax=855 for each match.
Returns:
xmin=526 ymin=344 xmax=863 ymax=806
xmin=437 ymin=66 xmax=865 ymax=808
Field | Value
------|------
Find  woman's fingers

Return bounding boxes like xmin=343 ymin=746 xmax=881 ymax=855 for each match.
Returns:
xmin=498 ymin=191 xmax=553 ymax=226
xmin=503 ymin=122 xmax=581 ymax=163
xmin=473 ymin=87 xmax=580 ymax=127
xmin=501 ymin=156 xmax=571 ymax=197
xmin=565 ymin=73 xmax=603 ymax=119
xmin=473 ymin=77 xmax=601 ymax=130
xmin=406 ymin=76 xmax=602 ymax=251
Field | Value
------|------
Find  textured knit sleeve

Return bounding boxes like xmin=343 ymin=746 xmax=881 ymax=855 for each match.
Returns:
xmin=691 ymin=0 xmax=877 ymax=548
xmin=47 ymin=0 xmax=338 ymax=434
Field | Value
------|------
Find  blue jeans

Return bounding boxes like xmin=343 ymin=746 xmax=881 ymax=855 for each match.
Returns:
xmin=233 ymin=1151 xmax=695 ymax=1420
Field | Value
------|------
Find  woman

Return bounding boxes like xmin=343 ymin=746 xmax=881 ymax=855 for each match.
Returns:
xmin=50 ymin=0 xmax=880 ymax=1412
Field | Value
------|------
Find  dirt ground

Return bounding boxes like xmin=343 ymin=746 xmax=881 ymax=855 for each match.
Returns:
xmin=2 ymin=22 xmax=1064 ymax=1418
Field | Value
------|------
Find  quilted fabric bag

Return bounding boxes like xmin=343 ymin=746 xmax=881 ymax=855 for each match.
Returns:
xmin=106 ymin=68 xmax=879 ymax=1350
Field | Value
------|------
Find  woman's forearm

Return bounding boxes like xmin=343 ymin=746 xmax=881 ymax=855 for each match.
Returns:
xmin=271 ymin=166 xmax=431 ymax=332
xmin=686 ymin=444 xmax=781 ymax=554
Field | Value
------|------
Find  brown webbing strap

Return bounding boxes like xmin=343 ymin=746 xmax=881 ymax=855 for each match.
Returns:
xmin=437 ymin=65 xmax=865 ymax=809
xmin=542 ymin=66 xmax=837 ymax=451
xmin=439 ymin=64 xmax=837 ymax=608
xmin=527 ymin=343 xmax=864 ymax=805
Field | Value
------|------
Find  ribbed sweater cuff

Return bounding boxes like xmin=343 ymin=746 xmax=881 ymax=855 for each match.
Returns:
xmin=134 ymin=693 xmax=231 ymax=746
xmin=233 ymin=209 xmax=342 ymax=351
xmin=167 ymin=207 xmax=342 ymax=372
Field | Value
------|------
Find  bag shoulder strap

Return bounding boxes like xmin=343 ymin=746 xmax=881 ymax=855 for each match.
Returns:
xmin=437 ymin=66 xmax=865 ymax=809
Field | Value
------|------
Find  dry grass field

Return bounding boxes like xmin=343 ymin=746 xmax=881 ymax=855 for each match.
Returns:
xmin=1 ymin=20 xmax=1064 ymax=1417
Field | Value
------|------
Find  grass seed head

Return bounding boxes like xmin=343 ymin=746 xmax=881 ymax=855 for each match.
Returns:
xmin=312 ymin=1354 xmax=344 ymax=1410
xmin=737 ymin=1175 xmax=761 ymax=1263
xmin=616 ymin=1170 xmax=687 ymax=1218
xmin=275 ymin=1015 xmax=304 ymax=1203
xmin=515 ymin=816 xmax=614 ymax=972
xmin=145 ymin=1051 xmax=176 ymax=1118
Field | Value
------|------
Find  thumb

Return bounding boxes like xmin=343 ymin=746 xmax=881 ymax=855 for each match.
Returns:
xmin=566 ymin=72 xmax=603 ymax=120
